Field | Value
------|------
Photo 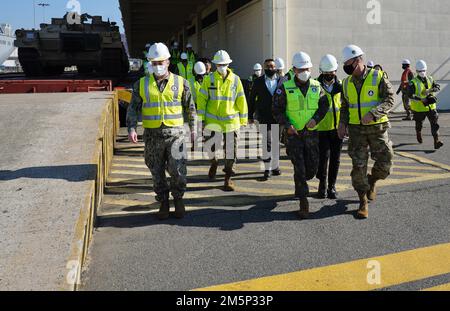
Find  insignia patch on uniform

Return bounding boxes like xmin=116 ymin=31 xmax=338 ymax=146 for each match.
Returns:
xmin=276 ymin=89 xmax=282 ymax=95
xmin=171 ymin=86 xmax=178 ymax=92
xmin=368 ymin=90 xmax=374 ymax=96
xmin=311 ymin=87 xmax=318 ymax=93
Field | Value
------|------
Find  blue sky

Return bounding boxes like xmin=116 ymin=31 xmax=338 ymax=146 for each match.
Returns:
xmin=0 ymin=0 xmax=124 ymax=32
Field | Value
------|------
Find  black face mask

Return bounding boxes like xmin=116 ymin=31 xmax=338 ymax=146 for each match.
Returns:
xmin=265 ymin=69 xmax=277 ymax=77
xmin=343 ymin=58 xmax=357 ymax=75
xmin=323 ymin=74 xmax=335 ymax=82
xmin=402 ymin=65 xmax=409 ymax=70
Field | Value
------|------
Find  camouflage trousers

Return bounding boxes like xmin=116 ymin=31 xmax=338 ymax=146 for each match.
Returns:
xmin=286 ymin=130 xmax=320 ymax=199
xmin=402 ymin=92 xmax=411 ymax=117
xmin=348 ymin=124 xmax=394 ymax=192
xmin=413 ymin=109 xmax=440 ymax=137
xmin=205 ymin=130 xmax=239 ymax=175
xmin=143 ymin=126 xmax=187 ymax=202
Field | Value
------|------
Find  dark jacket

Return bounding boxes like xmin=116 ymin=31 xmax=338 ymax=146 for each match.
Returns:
xmin=248 ymin=75 xmax=283 ymax=124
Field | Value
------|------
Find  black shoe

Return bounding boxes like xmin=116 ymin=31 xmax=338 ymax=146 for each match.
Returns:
xmin=263 ymin=170 xmax=272 ymax=180
xmin=327 ymin=187 xmax=338 ymax=199
xmin=271 ymin=168 xmax=281 ymax=176
xmin=174 ymin=198 xmax=186 ymax=219
xmin=317 ymin=179 xmax=326 ymax=199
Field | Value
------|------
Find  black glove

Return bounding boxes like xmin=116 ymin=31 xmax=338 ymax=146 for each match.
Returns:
xmin=426 ymin=95 xmax=437 ymax=105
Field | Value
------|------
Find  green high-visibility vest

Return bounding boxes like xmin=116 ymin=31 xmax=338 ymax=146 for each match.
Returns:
xmin=410 ymin=76 xmax=437 ymax=112
xmin=317 ymin=85 xmax=341 ymax=131
xmin=284 ymin=78 xmax=321 ymax=131
xmin=139 ymin=73 xmax=185 ymax=129
xmin=189 ymin=77 xmax=202 ymax=107
xmin=343 ymin=69 xmax=389 ymax=125
xmin=177 ymin=62 xmax=194 ymax=80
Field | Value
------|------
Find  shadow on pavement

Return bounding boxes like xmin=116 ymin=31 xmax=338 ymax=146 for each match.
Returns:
xmin=0 ymin=164 xmax=97 ymax=182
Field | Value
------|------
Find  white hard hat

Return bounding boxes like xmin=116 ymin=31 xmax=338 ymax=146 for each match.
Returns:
xmin=173 ymin=41 xmax=179 ymax=48
xmin=367 ymin=60 xmax=375 ymax=68
xmin=416 ymin=60 xmax=427 ymax=71
xmin=186 ymin=43 xmax=193 ymax=48
xmin=253 ymin=63 xmax=262 ymax=71
xmin=145 ymin=43 xmax=151 ymax=49
xmin=292 ymin=52 xmax=313 ymax=69
xmin=180 ymin=52 xmax=188 ymax=60
xmin=342 ymin=44 xmax=365 ymax=63
xmin=402 ymin=59 xmax=411 ymax=65
xmin=194 ymin=61 xmax=206 ymax=75
xmin=275 ymin=57 xmax=285 ymax=70
xmin=319 ymin=54 xmax=338 ymax=72
xmin=212 ymin=50 xmax=233 ymax=65
xmin=147 ymin=42 xmax=171 ymax=61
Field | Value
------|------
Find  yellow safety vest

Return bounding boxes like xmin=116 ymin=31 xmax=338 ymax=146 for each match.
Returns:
xmin=187 ymin=51 xmax=196 ymax=63
xmin=189 ymin=77 xmax=202 ymax=107
xmin=177 ymin=62 xmax=194 ymax=80
xmin=410 ymin=76 xmax=437 ymax=112
xmin=343 ymin=69 xmax=389 ymax=125
xmin=197 ymin=70 xmax=248 ymax=133
xmin=139 ymin=73 xmax=185 ymax=129
xmin=284 ymin=78 xmax=321 ymax=131
xmin=317 ymin=85 xmax=341 ymax=131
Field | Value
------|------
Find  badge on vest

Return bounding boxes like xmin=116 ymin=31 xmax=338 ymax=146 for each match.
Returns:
xmin=368 ymin=90 xmax=374 ymax=96
xmin=311 ymin=87 xmax=318 ymax=93
xmin=171 ymin=86 xmax=178 ymax=92
xmin=276 ymin=89 xmax=282 ymax=95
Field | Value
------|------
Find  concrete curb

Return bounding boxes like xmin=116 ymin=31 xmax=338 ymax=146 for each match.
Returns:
xmin=61 ymin=92 xmax=119 ymax=291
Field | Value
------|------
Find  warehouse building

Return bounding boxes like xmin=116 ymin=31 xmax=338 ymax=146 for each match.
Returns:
xmin=119 ymin=0 xmax=450 ymax=110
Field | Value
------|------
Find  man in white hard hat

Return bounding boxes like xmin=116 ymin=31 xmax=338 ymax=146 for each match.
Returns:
xmin=190 ymin=61 xmax=207 ymax=108
xmin=338 ymin=44 xmax=395 ymax=219
xmin=186 ymin=43 xmax=197 ymax=63
xmin=367 ymin=60 xmax=375 ymax=69
xmin=127 ymin=42 xmax=197 ymax=220
xmin=176 ymin=52 xmax=194 ymax=80
xmin=315 ymin=54 xmax=344 ymax=200
xmin=170 ymin=41 xmax=181 ymax=67
xmin=248 ymin=59 xmax=284 ymax=180
xmin=407 ymin=60 xmax=443 ymax=149
xmin=273 ymin=52 xmax=329 ymax=219
xmin=396 ymin=59 xmax=414 ymax=120
xmin=197 ymin=50 xmax=248 ymax=191
xmin=244 ymin=63 xmax=263 ymax=100
xmin=274 ymin=57 xmax=285 ymax=76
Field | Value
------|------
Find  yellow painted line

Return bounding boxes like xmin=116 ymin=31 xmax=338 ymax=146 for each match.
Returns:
xmin=378 ymin=173 xmax=450 ymax=187
xmin=395 ymin=151 xmax=450 ymax=171
xmin=422 ymin=282 xmax=450 ymax=291
xmin=194 ymin=242 xmax=450 ymax=291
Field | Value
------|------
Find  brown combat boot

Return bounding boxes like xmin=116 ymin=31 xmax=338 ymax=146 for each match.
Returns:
xmin=367 ymin=174 xmax=377 ymax=201
xmin=224 ymin=174 xmax=235 ymax=192
xmin=208 ymin=159 xmax=218 ymax=180
xmin=357 ymin=191 xmax=369 ymax=219
xmin=174 ymin=198 xmax=186 ymax=219
xmin=434 ymin=136 xmax=444 ymax=150
xmin=416 ymin=131 xmax=423 ymax=144
xmin=157 ymin=200 xmax=170 ymax=220
xmin=298 ymin=198 xmax=309 ymax=219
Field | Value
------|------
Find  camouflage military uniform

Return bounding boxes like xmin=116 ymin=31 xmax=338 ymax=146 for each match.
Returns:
xmin=127 ymin=74 xmax=196 ymax=202
xmin=340 ymin=67 xmax=395 ymax=192
xmin=273 ymin=78 xmax=329 ymax=199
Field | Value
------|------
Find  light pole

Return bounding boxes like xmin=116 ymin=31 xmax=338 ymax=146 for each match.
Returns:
xmin=33 ymin=0 xmax=36 ymax=28
xmin=38 ymin=3 xmax=50 ymax=24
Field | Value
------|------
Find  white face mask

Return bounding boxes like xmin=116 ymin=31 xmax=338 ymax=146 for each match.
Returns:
xmin=418 ymin=71 xmax=427 ymax=78
xmin=254 ymin=70 xmax=262 ymax=77
xmin=153 ymin=64 xmax=167 ymax=77
xmin=217 ymin=65 xmax=228 ymax=75
xmin=297 ymin=71 xmax=311 ymax=82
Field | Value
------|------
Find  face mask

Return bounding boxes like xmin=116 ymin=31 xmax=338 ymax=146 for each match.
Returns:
xmin=402 ymin=65 xmax=409 ymax=70
xmin=254 ymin=70 xmax=262 ymax=77
xmin=343 ymin=58 xmax=358 ymax=75
xmin=265 ymin=69 xmax=277 ymax=78
xmin=323 ymin=74 xmax=335 ymax=82
xmin=297 ymin=71 xmax=311 ymax=82
xmin=153 ymin=65 xmax=167 ymax=77
xmin=418 ymin=71 xmax=427 ymax=78
xmin=217 ymin=65 xmax=228 ymax=75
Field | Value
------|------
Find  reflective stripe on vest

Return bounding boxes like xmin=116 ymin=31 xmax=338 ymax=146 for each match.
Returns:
xmin=283 ymin=78 xmax=321 ymax=131
xmin=317 ymin=89 xmax=341 ymax=131
xmin=410 ymin=76 xmax=437 ymax=112
xmin=177 ymin=62 xmax=193 ymax=80
xmin=343 ymin=69 xmax=389 ymax=125
xmin=203 ymin=71 xmax=245 ymax=132
xmin=139 ymin=73 xmax=184 ymax=128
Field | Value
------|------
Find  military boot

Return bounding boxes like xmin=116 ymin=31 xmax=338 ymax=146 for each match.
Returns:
xmin=224 ymin=174 xmax=235 ymax=192
xmin=298 ymin=198 xmax=309 ymax=219
xmin=416 ymin=131 xmax=423 ymax=144
xmin=317 ymin=179 xmax=326 ymax=199
xmin=367 ymin=174 xmax=377 ymax=201
xmin=157 ymin=200 xmax=170 ymax=220
xmin=357 ymin=191 xmax=369 ymax=219
xmin=434 ymin=136 xmax=444 ymax=150
xmin=174 ymin=198 xmax=186 ymax=219
xmin=208 ymin=159 xmax=218 ymax=180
